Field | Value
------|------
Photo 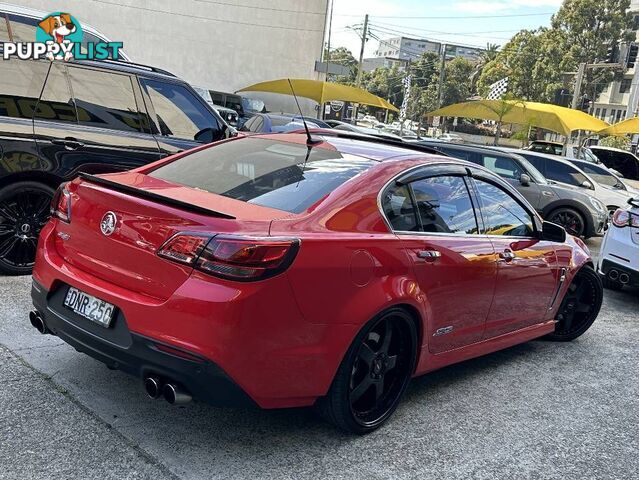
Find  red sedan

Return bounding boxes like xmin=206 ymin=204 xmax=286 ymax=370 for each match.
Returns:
xmin=31 ymin=132 xmax=603 ymax=434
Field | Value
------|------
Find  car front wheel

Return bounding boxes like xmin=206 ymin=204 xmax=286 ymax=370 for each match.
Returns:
xmin=546 ymin=266 xmax=603 ymax=341
xmin=0 ymin=181 xmax=55 ymax=275
xmin=317 ymin=308 xmax=417 ymax=434
xmin=547 ymin=207 xmax=586 ymax=237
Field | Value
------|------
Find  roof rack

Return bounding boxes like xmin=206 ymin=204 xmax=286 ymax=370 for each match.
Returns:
xmin=89 ymin=58 xmax=177 ymax=77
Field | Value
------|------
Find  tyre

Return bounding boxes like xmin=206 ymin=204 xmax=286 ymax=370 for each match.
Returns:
xmin=316 ymin=308 xmax=417 ymax=434
xmin=546 ymin=266 xmax=603 ymax=342
xmin=547 ymin=207 xmax=586 ymax=237
xmin=0 ymin=181 xmax=55 ymax=275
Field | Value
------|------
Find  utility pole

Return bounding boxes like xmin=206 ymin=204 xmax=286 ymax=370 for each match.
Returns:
xmin=321 ymin=0 xmax=334 ymax=120
xmin=625 ymin=65 xmax=639 ymax=119
xmin=352 ymin=14 xmax=368 ymax=123
xmin=571 ymin=62 xmax=587 ymax=110
xmin=437 ymin=43 xmax=446 ymax=108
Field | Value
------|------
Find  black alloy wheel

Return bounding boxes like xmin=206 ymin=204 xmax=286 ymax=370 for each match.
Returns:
xmin=0 ymin=181 xmax=55 ymax=275
xmin=546 ymin=266 xmax=603 ymax=342
xmin=548 ymin=208 xmax=586 ymax=237
xmin=317 ymin=308 xmax=417 ymax=434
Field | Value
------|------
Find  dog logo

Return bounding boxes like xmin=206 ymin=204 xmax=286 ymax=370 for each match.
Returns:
xmin=100 ymin=212 xmax=118 ymax=237
xmin=36 ymin=12 xmax=83 ymax=61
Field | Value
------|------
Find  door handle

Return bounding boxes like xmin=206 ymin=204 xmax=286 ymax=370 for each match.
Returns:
xmin=51 ymin=138 xmax=84 ymax=150
xmin=416 ymin=250 xmax=441 ymax=262
xmin=499 ymin=250 xmax=516 ymax=262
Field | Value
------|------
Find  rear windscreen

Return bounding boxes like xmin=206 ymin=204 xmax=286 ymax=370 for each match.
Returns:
xmin=149 ymin=138 xmax=376 ymax=213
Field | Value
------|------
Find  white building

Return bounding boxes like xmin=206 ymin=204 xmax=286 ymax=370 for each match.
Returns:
xmin=374 ymin=35 xmax=483 ymax=63
xmin=11 ymin=0 xmax=329 ymax=113
xmin=592 ymin=0 xmax=639 ymax=123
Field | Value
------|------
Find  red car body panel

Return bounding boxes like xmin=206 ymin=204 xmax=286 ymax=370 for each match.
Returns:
xmin=32 ymin=133 xmax=593 ymax=409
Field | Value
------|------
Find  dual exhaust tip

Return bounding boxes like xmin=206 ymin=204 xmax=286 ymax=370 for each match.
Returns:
xmin=144 ymin=375 xmax=192 ymax=405
xmin=29 ymin=311 xmax=50 ymax=335
xmin=608 ymin=269 xmax=630 ymax=285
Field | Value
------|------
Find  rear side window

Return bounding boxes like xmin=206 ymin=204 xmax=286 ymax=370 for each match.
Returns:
xmin=382 ymin=184 xmax=419 ymax=232
xmin=68 ymin=67 xmax=142 ymax=132
xmin=149 ymin=138 xmax=376 ymax=213
xmin=578 ymin=162 xmax=618 ymax=187
xmin=7 ymin=14 xmax=38 ymax=42
xmin=142 ymin=79 xmax=222 ymax=142
xmin=0 ymin=58 xmax=48 ymax=119
xmin=35 ymin=63 xmax=76 ymax=123
xmin=410 ymin=176 xmax=478 ymax=234
xmin=522 ymin=154 xmax=545 ymax=175
xmin=437 ymin=147 xmax=481 ymax=164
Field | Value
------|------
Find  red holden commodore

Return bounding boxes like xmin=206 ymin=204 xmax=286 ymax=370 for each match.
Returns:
xmin=31 ymin=132 xmax=603 ymax=434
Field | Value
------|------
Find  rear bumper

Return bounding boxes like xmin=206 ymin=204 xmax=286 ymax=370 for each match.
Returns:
xmin=31 ymin=280 xmax=256 ymax=407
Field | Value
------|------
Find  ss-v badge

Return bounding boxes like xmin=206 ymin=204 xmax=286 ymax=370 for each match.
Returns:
xmin=433 ymin=326 xmax=454 ymax=336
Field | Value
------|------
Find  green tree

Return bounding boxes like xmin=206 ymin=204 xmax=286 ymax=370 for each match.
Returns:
xmin=552 ymin=0 xmax=633 ymax=102
xmin=324 ymin=46 xmax=358 ymax=84
xmin=440 ymin=57 xmax=474 ymax=106
xmin=471 ymin=43 xmax=500 ymax=93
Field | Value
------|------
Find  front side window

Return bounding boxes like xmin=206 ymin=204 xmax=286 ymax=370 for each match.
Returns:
xmin=546 ymin=160 xmax=589 ymax=187
xmin=68 ymin=67 xmax=142 ymax=132
xmin=474 ymin=179 xmax=534 ymax=237
xmin=142 ymin=79 xmax=221 ymax=141
xmin=149 ymin=138 xmax=375 ymax=213
xmin=482 ymin=155 xmax=524 ymax=180
xmin=577 ymin=162 xmax=620 ymax=188
xmin=410 ymin=176 xmax=478 ymax=234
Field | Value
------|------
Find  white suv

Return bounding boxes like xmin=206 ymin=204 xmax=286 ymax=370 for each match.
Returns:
xmin=598 ymin=198 xmax=639 ymax=290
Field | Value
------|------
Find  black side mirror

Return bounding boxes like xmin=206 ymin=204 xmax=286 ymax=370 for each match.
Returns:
xmin=519 ymin=173 xmax=531 ymax=186
xmin=194 ymin=127 xmax=222 ymax=144
xmin=540 ymin=220 xmax=567 ymax=243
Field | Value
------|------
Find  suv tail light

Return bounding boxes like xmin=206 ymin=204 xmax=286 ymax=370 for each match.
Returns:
xmin=157 ymin=234 xmax=300 ymax=281
xmin=51 ymin=182 xmax=71 ymax=223
xmin=611 ymin=209 xmax=639 ymax=228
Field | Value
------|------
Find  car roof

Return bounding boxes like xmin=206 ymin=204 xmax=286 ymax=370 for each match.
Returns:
xmin=62 ymin=58 xmax=179 ymax=80
xmin=531 ymin=140 xmax=563 ymax=146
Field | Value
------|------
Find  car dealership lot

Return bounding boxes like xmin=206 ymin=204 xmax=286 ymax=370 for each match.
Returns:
xmin=1 ymin=238 xmax=638 ymax=480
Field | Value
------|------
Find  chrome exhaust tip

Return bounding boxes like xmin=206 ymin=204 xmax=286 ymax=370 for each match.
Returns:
xmin=608 ymin=269 xmax=620 ymax=281
xmin=163 ymin=383 xmax=192 ymax=405
xmin=144 ymin=376 xmax=163 ymax=399
xmin=29 ymin=311 xmax=49 ymax=335
xmin=619 ymin=273 xmax=630 ymax=285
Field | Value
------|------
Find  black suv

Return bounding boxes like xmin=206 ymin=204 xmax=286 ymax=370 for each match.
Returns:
xmin=0 ymin=58 xmax=233 ymax=274
xmin=414 ymin=140 xmax=608 ymax=238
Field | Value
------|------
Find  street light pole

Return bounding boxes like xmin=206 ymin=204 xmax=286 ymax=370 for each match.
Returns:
xmin=352 ymin=14 xmax=369 ymax=123
xmin=571 ymin=62 xmax=587 ymax=110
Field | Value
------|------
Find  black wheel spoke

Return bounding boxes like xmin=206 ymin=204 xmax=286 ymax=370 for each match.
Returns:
xmin=0 ymin=236 xmax=18 ymax=257
xmin=351 ymin=377 xmax=373 ymax=403
xmin=575 ymin=302 xmax=591 ymax=313
xmin=359 ymin=343 xmax=376 ymax=364
xmin=381 ymin=320 xmax=393 ymax=353
xmin=386 ymin=355 xmax=397 ymax=371
xmin=374 ymin=379 xmax=384 ymax=401
xmin=0 ymin=224 xmax=13 ymax=236
xmin=0 ymin=202 xmax=18 ymax=222
xmin=562 ymin=311 xmax=574 ymax=332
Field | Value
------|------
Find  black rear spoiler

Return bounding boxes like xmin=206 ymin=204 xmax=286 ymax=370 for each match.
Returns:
xmin=78 ymin=173 xmax=236 ymax=220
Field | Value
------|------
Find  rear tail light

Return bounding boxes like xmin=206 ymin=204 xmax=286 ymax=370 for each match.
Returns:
xmin=612 ymin=209 xmax=639 ymax=228
xmin=157 ymin=234 xmax=300 ymax=281
xmin=51 ymin=182 xmax=71 ymax=223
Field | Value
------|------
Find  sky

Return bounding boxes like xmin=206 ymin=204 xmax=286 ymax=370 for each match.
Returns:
xmin=328 ymin=0 xmax=564 ymax=57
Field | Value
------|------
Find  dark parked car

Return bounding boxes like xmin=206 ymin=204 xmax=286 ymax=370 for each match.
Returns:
xmin=414 ymin=141 xmax=608 ymax=238
xmin=0 ymin=57 xmax=233 ymax=274
xmin=589 ymin=146 xmax=639 ymax=184
xmin=240 ymin=113 xmax=331 ymax=133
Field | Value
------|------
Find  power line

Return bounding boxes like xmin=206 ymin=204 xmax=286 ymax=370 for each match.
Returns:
xmin=370 ymin=23 xmax=514 ymax=42
xmin=334 ymin=12 xmax=556 ymax=19
xmin=192 ymin=0 xmax=327 ymax=15
xmin=88 ymin=0 xmax=324 ymax=32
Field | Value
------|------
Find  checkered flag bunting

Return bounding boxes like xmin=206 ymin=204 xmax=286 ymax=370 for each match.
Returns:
xmin=399 ymin=74 xmax=412 ymax=120
xmin=487 ymin=77 xmax=508 ymax=100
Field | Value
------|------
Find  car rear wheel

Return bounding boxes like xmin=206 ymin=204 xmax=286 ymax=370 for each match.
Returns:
xmin=0 ymin=181 xmax=55 ymax=275
xmin=316 ymin=308 xmax=417 ymax=434
xmin=547 ymin=207 xmax=586 ymax=237
xmin=546 ymin=266 xmax=603 ymax=342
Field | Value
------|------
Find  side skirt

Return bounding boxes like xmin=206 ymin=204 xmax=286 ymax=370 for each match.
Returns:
xmin=414 ymin=320 xmax=557 ymax=375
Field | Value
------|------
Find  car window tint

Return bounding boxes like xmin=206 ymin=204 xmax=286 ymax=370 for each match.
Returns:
xmin=436 ymin=147 xmax=481 ymax=164
xmin=68 ymin=67 xmax=143 ymax=132
xmin=8 ymin=14 xmax=37 ymax=42
xmin=474 ymin=179 xmax=534 ymax=237
xmin=77 ymin=31 xmax=118 ymax=59
xmin=410 ymin=176 xmax=478 ymax=234
xmin=142 ymin=79 xmax=221 ymax=141
xmin=594 ymin=150 xmax=638 ymax=179
xmin=482 ymin=155 xmax=523 ymax=180
xmin=149 ymin=138 xmax=376 ymax=213
xmin=34 ymin=63 xmax=77 ymax=123
xmin=382 ymin=184 xmax=419 ymax=232
xmin=522 ymin=154 xmax=545 ymax=175
xmin=0 ymin=58 xmax=49 ymax=120
xmin=546 ymin=160 xmax=588 ymax=187
xmin=577 ymin=162 xmax=618 ymax=187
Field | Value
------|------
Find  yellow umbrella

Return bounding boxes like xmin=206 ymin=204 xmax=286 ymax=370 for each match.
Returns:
xmin=238 ymin=78 xmax=400 ymax=112
xmin=598 ymin=117 xmax=639 ymax=135
xmin=428 ymin=100 xmax=609 ymax=136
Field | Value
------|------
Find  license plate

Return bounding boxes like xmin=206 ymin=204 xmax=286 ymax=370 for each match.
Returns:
xmin=63 ymin=287 xmax=115 ymax=328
